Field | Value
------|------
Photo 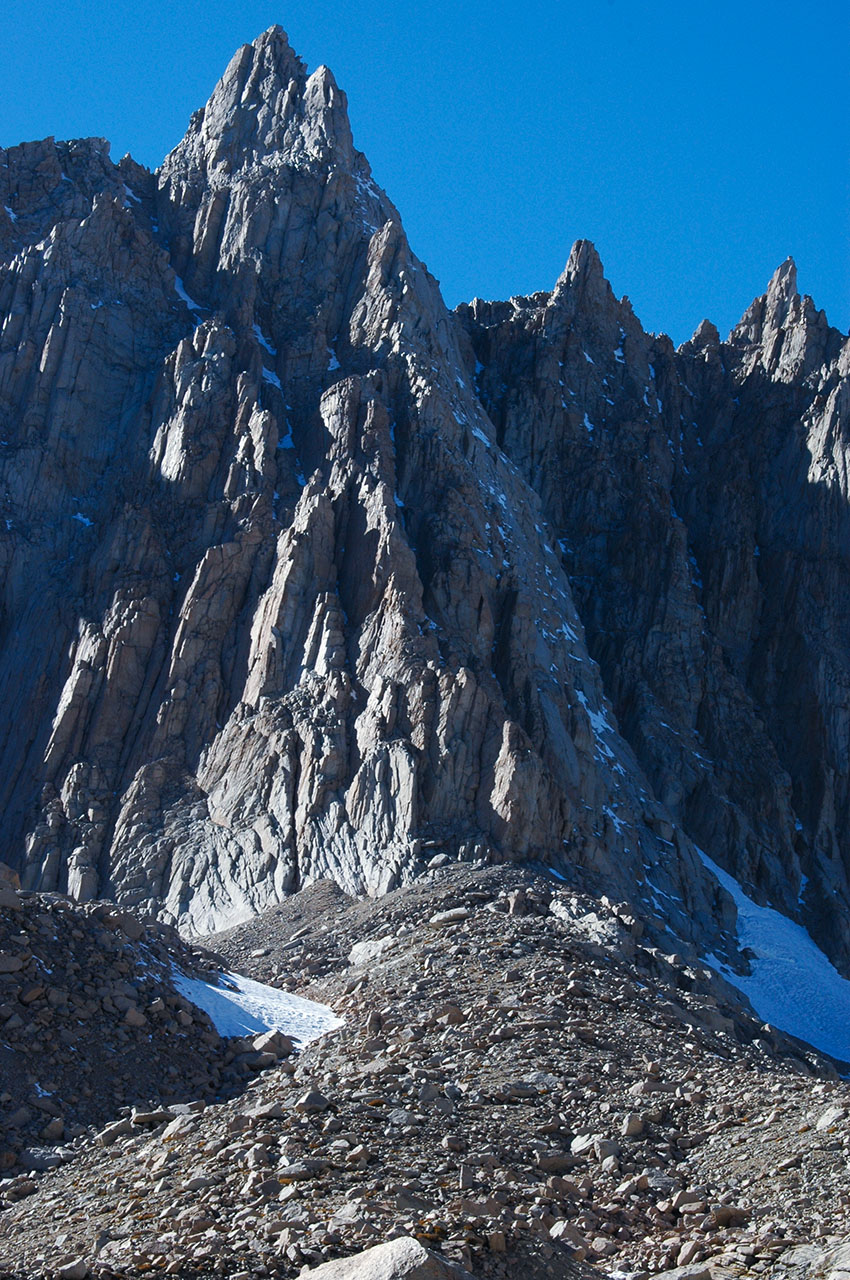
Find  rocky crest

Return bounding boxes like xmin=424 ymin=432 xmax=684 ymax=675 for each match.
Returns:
xmin=457 ymin=246 xmax=850 ymax=968
xmin=1 ymin=27 xmax=848 ymax=986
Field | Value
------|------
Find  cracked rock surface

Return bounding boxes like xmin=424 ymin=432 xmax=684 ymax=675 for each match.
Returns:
xmin=2 ymin=27 xmax=847 ymax=980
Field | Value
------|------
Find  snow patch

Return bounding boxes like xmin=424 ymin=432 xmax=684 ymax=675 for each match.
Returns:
xmin=263 ymin=369 xmax=282 ymax=390
xmin=172 ymin=968 xmax=343 ymax=1047
xmin=4 ymin=205 xmax=17 ymax=224
xmin=697 ymin=848 xmax=850 ymax=1062
xmin=173 ymin=276 xmax=203 ymax=313
xmin=603 ymin=805 xmax=626 ymax=834
xmin=253 ymin=324 xmax=277 ymax=355
xmin=575 ymin=690 xmax=615 ymax=759
xmin=71 ymin=512 xmax=93 ymax=528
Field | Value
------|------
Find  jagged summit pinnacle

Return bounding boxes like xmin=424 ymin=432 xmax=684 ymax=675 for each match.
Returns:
xmin=555 ymin=238 xmax=604 ymax=287
xmin=160 ymin=23 xmax=353 ymax=178
xmin=686 ymin=317 xmax=721 ymax=352
xmin=252 ymin=23 xmax=294 ymax=50
xmin=727 ymin=255 xmax=810 ymax=362
xmin=767 ymin=254 xmax=798 ymax=300
xmin=549 ymin=239 xmax=614 ymax=312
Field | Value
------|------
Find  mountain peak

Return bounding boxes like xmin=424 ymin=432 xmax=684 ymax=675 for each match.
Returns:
xmin=559 ymin=238 xmax=605 ymax=287
xmin=160 ymin=25 xmax=353 ymax=179
xmin=766 ymin=254 xmax=798 ymax=304
xmin=252 ymin=23 xmax=292 ymax=50
xmin=550 ymin=239 xmax=614 ymax=313
xmin=729 ymin=255 xmax=802 ymax=354
xmin=685 ymin=317 xmax=721 ymax=354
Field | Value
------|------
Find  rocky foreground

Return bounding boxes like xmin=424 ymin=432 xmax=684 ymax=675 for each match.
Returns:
xmin=2 ymin=866 xmax=850 ymax=1279
xmin=0 ymin=878 xmax=306 ymax=1182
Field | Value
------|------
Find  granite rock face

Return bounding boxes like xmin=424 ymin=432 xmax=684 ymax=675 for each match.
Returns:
xmin=1 ymin=27 xmax=847 ymax=969
xmin=458 ymin=246 xmax=850 ymax=967
xmin=0 ymin=29 xmax=679 ymax=937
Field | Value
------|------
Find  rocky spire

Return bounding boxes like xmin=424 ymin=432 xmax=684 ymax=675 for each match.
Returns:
xmin=161 ymin=26 xmax=354 ymax=178
xmin=728 ymin=256 xmax=840 ymax=381
xmin=155 ymin=24 xmax=374 ymax=312
xmin=551 ymin=239 xmax=612 ymax=309
xmin=681 ymin=317 xmax=721 ymax=358
xmin=731 ymin=257 xmax=796 ymax=342
xmin=765 ymin=255 xmax=798 ymax=316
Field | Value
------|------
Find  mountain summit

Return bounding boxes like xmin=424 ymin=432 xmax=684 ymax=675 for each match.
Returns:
xmin=1 ymin=28 xmax=849 ymax=992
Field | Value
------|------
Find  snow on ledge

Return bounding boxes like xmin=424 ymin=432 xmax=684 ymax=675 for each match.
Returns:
xmin=697 ymin=848 xmax=850 ymax=1062
xmin=172 ymin=969 xmax=343 ymax=1046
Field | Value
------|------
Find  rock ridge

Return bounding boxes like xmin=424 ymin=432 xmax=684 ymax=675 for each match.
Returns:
xmin=0 ymin=28 xmax=848 ymax=989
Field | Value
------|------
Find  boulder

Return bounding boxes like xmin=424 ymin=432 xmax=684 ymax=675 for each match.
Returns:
xmin=298 ymin=1236 xmax=473 ymax=1278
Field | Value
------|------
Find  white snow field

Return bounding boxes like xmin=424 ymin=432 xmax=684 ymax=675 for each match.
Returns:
xmin=698 ymin=849 xmax=850 ymax=1062
xmin=172 ymin=969 xmax=343 ymax=1046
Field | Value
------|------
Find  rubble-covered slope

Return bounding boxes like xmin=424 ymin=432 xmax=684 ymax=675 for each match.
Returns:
xmin=0 ymin=884 xmax=230 ymax=1175
xmin=4 ymin=867 xmax=850 ymax=1280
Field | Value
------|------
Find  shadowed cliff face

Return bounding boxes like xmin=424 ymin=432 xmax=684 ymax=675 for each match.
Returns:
xmin=457 ymin=248 xmax=850 ymax=968
xmin=0 ymin=29 xmax=847 ymax=974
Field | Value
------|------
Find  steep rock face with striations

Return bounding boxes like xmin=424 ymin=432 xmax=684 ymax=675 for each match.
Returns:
xmin=0 ymin=28 xmax=707 ymax=939
xmin=0 ymin=27 xmax=847 ymax=976
xmin=457 ymin=247 xmax=850 ymax=968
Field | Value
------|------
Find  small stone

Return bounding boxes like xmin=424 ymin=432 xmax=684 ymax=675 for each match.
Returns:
xmin=19 ymin=1147 xmax=63 ymax=1170
xmin=671 ymin=1188 xmax=703 ymax=1212
xmin=296 ymin=1090 xmax=330 ymax=1114
xmin=130 ymin=1108 xmax=175 ymax=1127
xmin=349 ymin=936 xmax=395 ymax=966
xmin=55 ymin=1260 xmax=89 ymax=1280
xmin=621 ymin=1111 xmax=644 ymax=1137
xmin=570 ymin=1132 xmax=600 ymax=1156
xmin=549 ymin=1221 xmax=589 ymax=1259
xmin=96 ymin=1119 xmax=132 ymax=1146
xmin=428 ymin=908 xmax=470 ymax=929
xmin=252 ymin=1029 xmax=294 ymax=1057
xmin=816 ymin=1104 xmax=847 ymax=1131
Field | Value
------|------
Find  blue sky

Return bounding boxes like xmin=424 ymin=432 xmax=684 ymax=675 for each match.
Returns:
xmin=2 ymin=0 xmax=847 ymax=344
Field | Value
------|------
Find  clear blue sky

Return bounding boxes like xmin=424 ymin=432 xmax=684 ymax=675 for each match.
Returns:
xmin=2 ymin=0 xmax=847 ymax=344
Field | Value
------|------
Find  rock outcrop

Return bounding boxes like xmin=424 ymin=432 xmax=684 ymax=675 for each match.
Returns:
xmin=1 ymin=27 xmax=848 ymax=977
xmin=457 ymin=245 xmax=850 ymax=968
